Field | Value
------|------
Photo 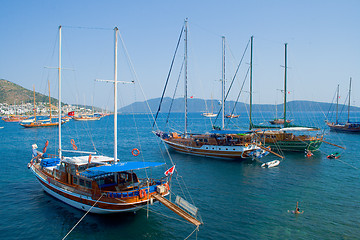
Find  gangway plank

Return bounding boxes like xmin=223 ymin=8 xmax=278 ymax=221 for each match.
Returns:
xmin=152 ymin=193 xmax=202 ymax=226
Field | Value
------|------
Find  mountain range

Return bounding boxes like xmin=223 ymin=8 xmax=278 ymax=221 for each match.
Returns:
xmin=1 ymin=79 xmax=359 ymax=113
xmin=118 ymin=97 xmax=360 ymax=114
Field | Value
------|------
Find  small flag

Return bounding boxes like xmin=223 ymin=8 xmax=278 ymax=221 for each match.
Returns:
xmin=68 ymin=111 xmax=75 ymax=116
xmin=164 ymin=165 xmax=175 ymax=176
xmin=190 ymin=96 xmax=193 ymax=99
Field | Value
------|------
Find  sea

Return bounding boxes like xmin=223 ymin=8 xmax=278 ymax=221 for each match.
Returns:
xmin=0 ymin=112 xmax=359 ymax=240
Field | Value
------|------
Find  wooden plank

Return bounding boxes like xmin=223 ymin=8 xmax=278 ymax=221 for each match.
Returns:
xmin=322 ymin=140 xmax=346 ymax=150
xmin=152 ymin=193 xmax=202 ymax=226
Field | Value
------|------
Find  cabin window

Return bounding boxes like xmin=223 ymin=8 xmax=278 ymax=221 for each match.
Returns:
xmin=233 ymin=148 xmax=235 ymax=150
xmin=204 ymin=139 xmax=208 ymax=143
xmin=206 ymin=147 xmax=208 ymax=149
xmin=212 ymin=147 xmax=214 ymax=150
xmin=73 ymin=176 xmax=78 ymax=184
xmin=199 ymin=139 xmax=203 ymax=142
xmin=86 ymin=181 xmax=92 ymax=188
xmin=226 ymin=148 xmax=228 ymax=150
xmin=79 ymin=178 xmax=85 ymax=186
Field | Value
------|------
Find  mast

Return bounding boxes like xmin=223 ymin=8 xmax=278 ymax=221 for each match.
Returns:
xmin=221 ymin=36 xmax=225 ymax=129
xmin=184 ymin=19 xmax=188 ymax=136
xmin=48 ymin=80 xmax=52 ymax=121
xmin=249 ymin=36 xmax=253 ymax=130
xmin=336 ymin=84 xmax=339 ymax=124
xmin=283 ymin=43 xmax=288 ymax=127
xmin=33 ymin=85 xmax=36 ymax=122
xmin=58 ymin=25 xmax=62 ymax=159
xmin=348 ymin=77 xmax=352 ymax=123
xmin=114 ymin=27 xmax=118 ymax=162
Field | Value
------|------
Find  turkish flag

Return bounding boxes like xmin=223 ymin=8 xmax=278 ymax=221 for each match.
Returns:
xmin=68 ymin=111 xmax=75 ymax=116
xmin=164 ymin=165 xmax=175 ymax=176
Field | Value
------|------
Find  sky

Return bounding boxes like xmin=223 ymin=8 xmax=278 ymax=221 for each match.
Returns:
xmin=1 ymin=0 xmax=359 ymax=110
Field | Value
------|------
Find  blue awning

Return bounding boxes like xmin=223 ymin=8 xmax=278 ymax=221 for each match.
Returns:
xmin=210 ymin=129 xmax=252 ymax=135
xmin=80 ymin=161 xmax=165 ymax=178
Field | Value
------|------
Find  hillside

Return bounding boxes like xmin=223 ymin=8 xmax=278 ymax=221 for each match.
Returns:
xmin=0 ymin=79 xmax=58 ymax=105
xmin=119 ymin=97 xmax=360 ymax=113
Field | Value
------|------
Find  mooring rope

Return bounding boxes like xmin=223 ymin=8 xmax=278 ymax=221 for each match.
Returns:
xmin=184 ymin=226 xmax=199 ymax=240
xmin=62 ymin=193 xmax=105 ymax=240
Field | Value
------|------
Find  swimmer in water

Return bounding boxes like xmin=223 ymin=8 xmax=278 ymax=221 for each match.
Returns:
xmin=294 ymin=201 xmax=304 ymax=214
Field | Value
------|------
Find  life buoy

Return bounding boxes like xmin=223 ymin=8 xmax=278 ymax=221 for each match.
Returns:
xmin=88 ymin=154 xmax=92 ymax=164
xmin=71 ymin=139 xmax=78 ymax=150
xmin=132 ymin=148 xmax=140 ymax=156
xmin=245 ymin=143 xmax=248 ymax=147
xmin=139 ymin=189 xmax=146 ymax=198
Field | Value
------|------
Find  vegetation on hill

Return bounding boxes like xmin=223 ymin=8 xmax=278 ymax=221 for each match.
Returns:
xmin=0 ymin=79 xmax=58 ymax=105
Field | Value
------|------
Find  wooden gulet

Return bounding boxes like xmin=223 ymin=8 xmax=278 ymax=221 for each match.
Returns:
xmin=155 ymin=20 xmax=262 ymax=160
xmin=28 ymin=26 xmax=201 ymax=227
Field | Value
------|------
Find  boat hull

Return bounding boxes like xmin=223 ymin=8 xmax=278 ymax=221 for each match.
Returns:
xmin=30 ymin=165 xmax=166 ymax=214
xmin=327 ymin=123 xmax=360 ymax=133
xmin=162 ymin=139 xmax=257 ymax=159
xmin=264 ymin=140 xmax=322 ymax=152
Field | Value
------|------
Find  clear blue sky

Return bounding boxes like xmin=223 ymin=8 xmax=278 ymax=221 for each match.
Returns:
xmin=1 ymin=0 xmax=359 ymax=110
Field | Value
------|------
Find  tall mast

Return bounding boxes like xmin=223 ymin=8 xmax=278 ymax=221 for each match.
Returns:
xmin=336 ymin=84 xmax=339 ymax=124
xmin=221 ymin=36 xmax=225 ymax=129
xmin=48 ymin=80 xmax=52 ymax=121
xmin=58 ymin=25 xmax=62 ymax=159
xmin=33 ymin=85 xmax=36 ymax=122
xmin=348 ymin=77 xmax=352 ymax=123
xmin=114 ymin=27 xmax=118 ymax=162
xmin=184 ymin=19 xmax=188 ymax=136
xmin=283 ymin=43 xmax=288 ymax=127
xmin=249 ymin=36 xmax=253 ymax=130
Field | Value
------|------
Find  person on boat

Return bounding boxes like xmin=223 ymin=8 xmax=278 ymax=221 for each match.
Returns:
xmin=32 ymin=144 xmax=43 ymax=160
xmin=305 ymin=150 xmax=313 ymax=158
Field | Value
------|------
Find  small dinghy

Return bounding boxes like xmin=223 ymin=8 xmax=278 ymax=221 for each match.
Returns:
xmin=261 ymin=160 xmax=280 ymax=168
xmin=327 ymin=152 xmax=341 ymax=159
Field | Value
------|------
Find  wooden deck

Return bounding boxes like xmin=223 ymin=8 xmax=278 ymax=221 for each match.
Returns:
xmin=152 ymin=193 xmax=202 ymax=226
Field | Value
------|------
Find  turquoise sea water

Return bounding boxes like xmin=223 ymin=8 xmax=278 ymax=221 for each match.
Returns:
xmin=0 ymin=112 xmax=359 ymax=240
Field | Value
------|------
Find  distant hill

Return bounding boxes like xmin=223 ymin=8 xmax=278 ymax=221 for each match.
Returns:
xmin=0 ymin=79 xmax=58 ymax=105
xmin=0 ymin=79 xmax=102 ymax=111
xmin=119 ymin=97 xmax=360 ymax=113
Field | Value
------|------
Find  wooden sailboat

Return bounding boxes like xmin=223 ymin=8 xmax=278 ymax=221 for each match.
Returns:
xmin=20 ymin=82 xmax=64 ymax=128
xmin=2 ymin=115 xmax=28 ymax=122
xmin=72 ymin=114 xmax=101 ymax=121
xmin=326 ymin=78 xmax=360 ymax=132
xmin=73 ymin=105 xmax=102 ymax=121
xmin=250 ymin=41 xmax=323 ymax=152
xmin=155 ymin=21 xmax=263 ymax=160
xmin=28 ymin=26 xmax=201 ymax=226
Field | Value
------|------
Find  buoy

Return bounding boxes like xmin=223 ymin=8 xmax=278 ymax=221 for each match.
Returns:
xmin=132 ymin=148 xmax=140 ymax=156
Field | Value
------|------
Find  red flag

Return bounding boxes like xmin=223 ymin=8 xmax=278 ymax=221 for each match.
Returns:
xmin=190 ymin=96 xmax=193 ymax=99
xmin=68 ymin=111 xmax=75 ymax=116
xmin=164 ymin=165 xmax=175 ymax=176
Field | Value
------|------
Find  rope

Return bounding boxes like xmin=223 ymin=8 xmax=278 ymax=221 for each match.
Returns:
xmin=213 ymin=38 xmax=250 ymax=127
xmin=184 ymin=226 xmax=200 ymax=240
xmin=225 ymin=66 xmax=250 ymax=129
xmin=62 ymin=193 xmax=105 ymax=240
xmin=153 ymin=24 xmax=184 ymax=128
xmin=166 ymin=59 xmax=184 ymax=126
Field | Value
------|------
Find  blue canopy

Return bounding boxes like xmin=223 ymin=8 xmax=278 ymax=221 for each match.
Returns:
xmin=210 ymin=129 xmax=252 ymax=135
xmin=80 ymin=161 xmax=165 ymax=178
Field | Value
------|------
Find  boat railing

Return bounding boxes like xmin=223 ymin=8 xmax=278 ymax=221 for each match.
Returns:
xmin=103 ymin=184 xmax=160 ymax=199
